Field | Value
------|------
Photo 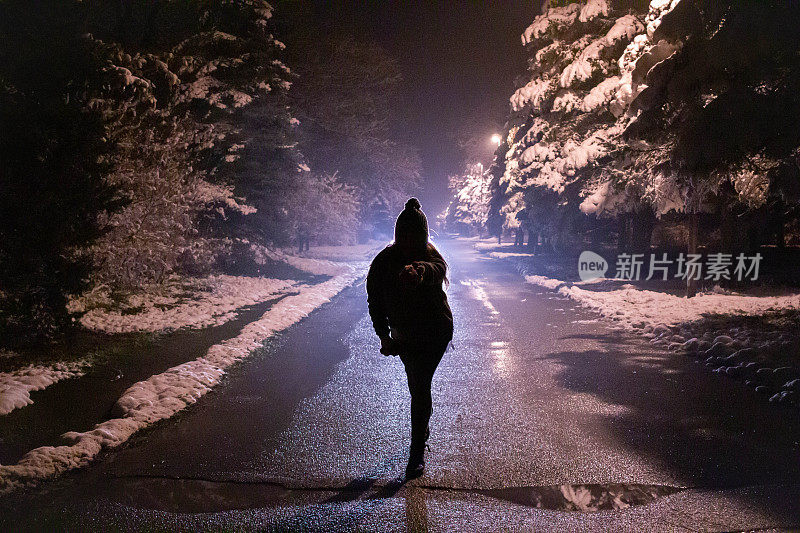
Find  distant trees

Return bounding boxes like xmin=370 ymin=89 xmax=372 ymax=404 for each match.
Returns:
xmin=283 ymin=172 xmax=359 ymax=245
xmin=288 ymin=36 xmax=422 ymax=238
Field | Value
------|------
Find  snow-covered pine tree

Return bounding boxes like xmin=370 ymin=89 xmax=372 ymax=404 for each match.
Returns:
xmin=621 ymin=0 xmax=800 ymax=257
xmin=492 ymin=0 xmax=800 ymax=294
xmin=495 ymin=0 xmax=650 ymax=252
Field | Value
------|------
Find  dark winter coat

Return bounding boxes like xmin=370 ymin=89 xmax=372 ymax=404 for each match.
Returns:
xmin=366 ymin=243 xmax=453 ymax=349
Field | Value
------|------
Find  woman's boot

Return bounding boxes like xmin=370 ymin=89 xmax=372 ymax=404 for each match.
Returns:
xmin=405 ymin=441 xmax=425 ymax=479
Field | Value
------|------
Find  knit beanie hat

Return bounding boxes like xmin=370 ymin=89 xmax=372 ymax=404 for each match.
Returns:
xmin=394 ymin=197 xmax=429 ymax=248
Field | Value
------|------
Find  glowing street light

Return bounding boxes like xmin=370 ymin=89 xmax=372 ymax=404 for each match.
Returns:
xmin=491 ymin=133 xmax=502 ymax=146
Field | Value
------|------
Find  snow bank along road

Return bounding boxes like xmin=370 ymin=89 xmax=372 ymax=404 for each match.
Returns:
xmin=0 ymin=276 xmax=295 ymax=419
xmin=0 ymin=251 xmax=372 ymax=494
xmin=0 ymin=361 xmax=90 ymax=416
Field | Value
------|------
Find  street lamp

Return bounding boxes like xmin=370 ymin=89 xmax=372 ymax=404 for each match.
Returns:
xmin=491 ymin=133 xmax=502 ymax=146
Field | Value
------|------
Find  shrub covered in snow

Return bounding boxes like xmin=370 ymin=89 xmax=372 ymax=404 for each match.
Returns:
xmin=443 ymin=164 xmax=492 ymax=235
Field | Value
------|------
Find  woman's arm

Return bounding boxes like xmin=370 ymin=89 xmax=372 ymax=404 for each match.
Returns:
xmin=366 ymin=258 xmax=391 ymax=339
xmin=367 ymin=258 xmax=401 ymax=355
xmin=412 ymin=252 xmax=447 ymax=286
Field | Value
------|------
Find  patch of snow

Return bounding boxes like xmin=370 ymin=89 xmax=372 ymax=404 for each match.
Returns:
xmin=70 ymin=276 xmax=295 ymax=334
xmin=248 ymin=244 xmax=363 ymax=277
xmin=0 ymin=361 xmax=90 ymax=416
xmin=650 ymin=172 xmax=685 ymax=215
xmin=499 ymin=191 xmax=526 ymax=229
xmin=534 ymin=41 xmax=562 ymax=64
xmin=580 ymin=180 xmax=620 ymax=215
xmin=556 ymin=125 xmax=621 ymax=180
xmin=510 ymin=79 xmax=553 ymax=113
xmin=613 ymin=37 xmax=680 ymax=117
xmin=730 ymin=164 xmax=770 ymax=208
xmin=488 ymin=251 xmax=535 ymax=260
xmin=645 ymin=0 xmax=681 ymax=38
xmin=605 ymin=14 xmax=644 ymax=42
xmin=520 ymin=142 xmax=557 ymax=165
xmin=610 ymin=34 xmax=650 ymax=116
xmin=474 ymin=240 xmax=515 ymax=252
xmin=292 ymin=242 xmax=388 ymax=263
xmin=552 ymin=89 xmax=582 ymax=113
xmin=523 ymin=161 xmax=567 ymax=193
xmin=181 ymin=77 xmax=254 ymax=110
xmin=524 ymin=275 xmax=566 ymax=290
xmin=581 ymin=75 xmax=621 ymax=112
xmin=560 ymin=15 xmax=643 ymax=88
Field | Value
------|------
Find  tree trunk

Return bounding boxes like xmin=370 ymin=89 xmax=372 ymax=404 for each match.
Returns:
xmin=776 ymin=209 xmax=786 ymax=248
xmin=687 ymin=212 xmax=698 ymax=298
xmin=617 ymin=214 xmax=630 ymax=253
xmin=719 ymin=205 xmax=735 ymax=253
xmin=631 ymin=210 xmax=655 ymax=254
xmin=746 ymin=214 xmax=761 ymax=253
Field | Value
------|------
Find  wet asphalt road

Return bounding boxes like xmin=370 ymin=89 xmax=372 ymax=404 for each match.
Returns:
xmin=3 ymin=237 xmax=800 ymax=531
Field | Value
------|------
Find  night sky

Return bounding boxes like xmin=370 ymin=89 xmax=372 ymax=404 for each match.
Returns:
xmin=276 ymin=1 xmax=541 ymax=216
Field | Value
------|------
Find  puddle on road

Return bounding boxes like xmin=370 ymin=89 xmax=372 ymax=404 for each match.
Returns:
xmin=98 ymin=477 xmax=683 ymax=514
xmin=474 ymin=483 xmax=683 ymax=512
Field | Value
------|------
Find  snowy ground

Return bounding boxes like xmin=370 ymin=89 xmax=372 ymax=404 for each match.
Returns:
xmin=69 ymin=276 xmax=296 ymax=334
xmin=0 ymin=243 xmax=382 ymax=491
xmin=472 ymin=238 xmax=800 ymax=407
xmin=283 ymin=241 xmax=390 ymax=262
xmin=0 ymin=263 xmax=369 ymax=494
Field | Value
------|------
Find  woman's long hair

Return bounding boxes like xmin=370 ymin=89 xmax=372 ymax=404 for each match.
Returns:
xmin=428 ymin=242 xmax=450 ymax=288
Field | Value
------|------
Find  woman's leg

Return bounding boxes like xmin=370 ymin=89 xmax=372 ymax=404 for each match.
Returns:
xmin=402 ymin=345 xmax=446 ymax=455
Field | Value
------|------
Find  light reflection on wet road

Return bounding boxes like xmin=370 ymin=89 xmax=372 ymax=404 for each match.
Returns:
xmin=3 ymin=238 xmax=800 ymax=531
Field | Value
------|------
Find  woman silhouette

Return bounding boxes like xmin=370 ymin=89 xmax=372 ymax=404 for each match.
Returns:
xmin=366 ymin=198 xmax=453 ymax=479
